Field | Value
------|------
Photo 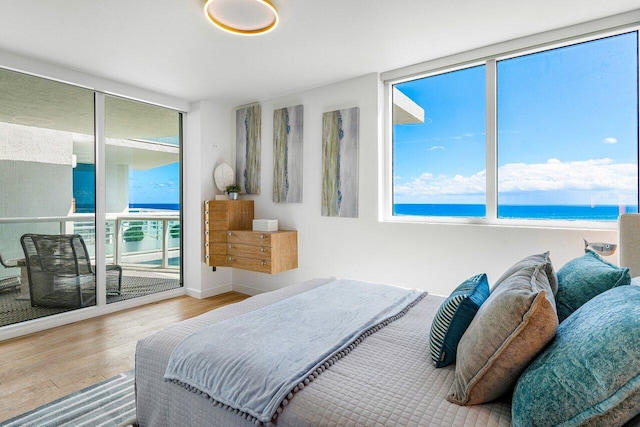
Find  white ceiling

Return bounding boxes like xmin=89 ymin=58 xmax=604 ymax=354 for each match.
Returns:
xmin=0 ymin=0 xmax=638 ymax=106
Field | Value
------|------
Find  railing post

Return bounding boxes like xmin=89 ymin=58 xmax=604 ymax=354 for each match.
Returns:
xmin=115 ymin=218 xmax=122 ymax=265
xmin=62 ymin=220 xmax=74 ymax=235
xmin=162 ymin=219 xmax=170 ymax=268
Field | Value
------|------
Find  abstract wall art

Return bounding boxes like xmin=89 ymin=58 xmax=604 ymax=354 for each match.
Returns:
xmin=236 ymin=104 xmax=261 ymax=194
xmin=321 ymin=107 xmax=359 ymax=218
xmin=273 ymin=104 xmax=304 ymax=203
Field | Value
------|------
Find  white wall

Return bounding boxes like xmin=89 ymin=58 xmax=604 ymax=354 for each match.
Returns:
xmin=0 ymin=123 xmax=75 ymax=270
xmin=184 ymin=100 xmax=236 ymax=299
xmin=227 ymin=73 xmax=617 ymax=297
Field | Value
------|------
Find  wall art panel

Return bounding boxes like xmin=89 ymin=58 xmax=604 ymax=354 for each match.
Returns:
xmin=236 ymin=104 xmax=261 ymax=194
xmin=273 ymin=104 xmax=303 ymax=203
xmin=322 ymin=107 xmax=359 ymax=217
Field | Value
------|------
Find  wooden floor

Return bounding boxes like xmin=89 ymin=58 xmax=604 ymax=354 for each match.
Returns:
xmin=0 ymin=291 xmax=249 ymax=421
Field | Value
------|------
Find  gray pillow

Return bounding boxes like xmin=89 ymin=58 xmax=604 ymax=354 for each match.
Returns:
xmin=494 ymin=251 xmax=558 ymax=295
xmin=448 ymin=252 xmax=558 ymax=405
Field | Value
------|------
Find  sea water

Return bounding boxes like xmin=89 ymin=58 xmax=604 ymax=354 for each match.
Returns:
xmin=393 ymin=204 xmax=638 ymax=221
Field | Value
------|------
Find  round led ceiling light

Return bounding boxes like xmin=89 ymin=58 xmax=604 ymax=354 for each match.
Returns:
xmin=204 ymin=0 xmax=279 ymax=36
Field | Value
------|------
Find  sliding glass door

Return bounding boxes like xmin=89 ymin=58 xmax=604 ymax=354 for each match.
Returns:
xmin=104 ymin=96 xmax=182 ymax=304
xmin=0 ymin=68 xmax=183 ymax=327
xmin=0 ymin=68 xmax=96 ymax=325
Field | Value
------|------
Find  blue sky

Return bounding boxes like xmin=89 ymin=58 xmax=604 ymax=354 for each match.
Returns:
xmin=393 ymin=31 xmax=638 ymax=207
xmin=73 ymin=162 xmax=180 ymax=210
xmin=129 ymin=137 xmax=180 ymax=206
xmin=129 ymin=162 xmax=180 ymax=205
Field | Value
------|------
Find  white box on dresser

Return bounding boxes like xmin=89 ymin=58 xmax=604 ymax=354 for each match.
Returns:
xmin=253 ymin=219 xmax=278 ymax=231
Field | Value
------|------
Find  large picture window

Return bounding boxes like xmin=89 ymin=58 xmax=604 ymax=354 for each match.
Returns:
xmin=392 ymin=66 xmax=486 ymax=217
xmin=497 ymin=32 xmax=638 ymax=220
xmin=389 ymin=30 xmax=639 ymax=223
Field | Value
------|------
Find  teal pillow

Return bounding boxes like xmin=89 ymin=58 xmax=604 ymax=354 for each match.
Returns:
xmin=429 ymin=274 xmax=490 ymax=368
xmin=512 ymin=285 xmax=640 ymax=427
xmin=556 ymin=249 xmax=630 ymax=322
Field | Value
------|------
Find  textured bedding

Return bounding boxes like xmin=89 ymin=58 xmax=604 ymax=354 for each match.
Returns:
xmin=135 ymin=278 xmax=512 ymax=426
xmin=164 ymin=280 xmax=424 ymax=424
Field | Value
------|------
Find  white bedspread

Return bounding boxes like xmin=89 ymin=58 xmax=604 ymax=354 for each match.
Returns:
xmin=164 ymin=279 xmax=424 ymax=424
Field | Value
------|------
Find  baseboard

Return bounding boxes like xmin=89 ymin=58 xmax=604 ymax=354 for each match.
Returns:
xmin=232 ymin=283 xmax=264 ymax=296
xmin=0 ymin=287 xmax=186 ymax=342
xmin=185 ymin=284 xmax=233 ymax=299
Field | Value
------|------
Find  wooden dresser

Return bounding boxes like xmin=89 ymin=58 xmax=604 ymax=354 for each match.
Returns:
xmin=204 ymin=200 xmax=254 ymax=268
xmin=227 ymin=230 xmax=298 ymax=274
xmin=204 ymin=200 xmax=298 ymax=274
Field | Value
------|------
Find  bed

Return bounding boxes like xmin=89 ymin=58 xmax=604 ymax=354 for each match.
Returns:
xmin=136 ymin=218 xmax=640 ymax=427
xmin=136 ymin=277 xmax=514 ymax=426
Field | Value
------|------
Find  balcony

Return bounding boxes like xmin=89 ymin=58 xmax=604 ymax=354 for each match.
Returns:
xmin=0 ymin=212 xmax=181 ymax=327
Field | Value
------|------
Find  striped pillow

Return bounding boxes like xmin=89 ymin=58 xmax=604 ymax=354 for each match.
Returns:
xmin=429 ymin=274 xmax=490 ymax=368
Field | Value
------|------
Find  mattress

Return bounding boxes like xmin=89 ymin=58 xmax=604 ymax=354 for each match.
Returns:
xmin=135 ymin=278 xmax=512 ymax=426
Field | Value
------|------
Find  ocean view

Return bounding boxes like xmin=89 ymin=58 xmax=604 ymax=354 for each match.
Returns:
xmin=75 ymin=203 xmax=180 ymax=213
xmin=393 ymin=204 xmax=638 ymax=221
xmin=77 ymin=202 xmax=640 ymax=221
xmin=129 ymin=203 xmax=180 ymax=211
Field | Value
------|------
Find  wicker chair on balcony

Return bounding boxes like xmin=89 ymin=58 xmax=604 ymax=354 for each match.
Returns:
xmin=0 ymin=251 xmax=21 ymax=292
xmin=20 ymin=233 xmax=123 ymax=308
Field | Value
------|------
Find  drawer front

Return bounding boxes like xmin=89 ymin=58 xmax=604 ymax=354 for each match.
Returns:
xmin=228 ymin=243 xmax=271 ymax=259
xmin=205 ymin=201 xmax=229 ymax=212
xmin=206 ymin=220 xmax=230 ymax=231
xmin=206 ymin=254 xmax=229 ymax=267
xmin=205 ymin=230 xmax=228 ymax=243
xmin=204 ymin=210 xmax=228 ymax=221
xmin=227 ymin=231 xmax=272 ymax=246
xmin=228 ymin=256 xmax=271 ymax=274
xmin=205 ymin=242 xmax=228 ymax=255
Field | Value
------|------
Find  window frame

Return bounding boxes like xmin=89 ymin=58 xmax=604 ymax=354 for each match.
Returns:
xmin=382 ymin=25 xmax=640 ymax=230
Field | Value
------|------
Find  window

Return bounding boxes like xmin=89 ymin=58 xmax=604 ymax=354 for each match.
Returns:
xmin=389 ymin=30 xmax=639 ymax=223
xmin=392 ymin=66 xmax=486 ymax=217
xmin=497 ymin=33 xmax=638 ymax=220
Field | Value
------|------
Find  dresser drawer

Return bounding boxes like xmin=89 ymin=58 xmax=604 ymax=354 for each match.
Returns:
xmin=228 ymin=242 xmax=271 ymax=258
xmin=204 ymin=210 xmax=228 ymax=221
xmin=205 ymin=242 xmax=228 ymax=255
xmin=206 ymin=254 xmax=229 ymax=267
xmin=204 ymin=200 xmax=231 ymax=212
xmin=205 ymin=230 xmax=228 ymax=243
xmin=227 ymin=230 xmax=271 ymax=246
xmin=228 ymin=256 xmax=271 ymax=274
xmin=206 ymin=220 xmax=230 ymax=231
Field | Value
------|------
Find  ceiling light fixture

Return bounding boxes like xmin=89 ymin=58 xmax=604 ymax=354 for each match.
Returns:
xmin=203 ymin=0 xmax=279 ymax=36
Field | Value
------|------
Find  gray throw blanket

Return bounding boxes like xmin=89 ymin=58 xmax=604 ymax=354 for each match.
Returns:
xmin=164 ymin=279 xmax=425 ymax=424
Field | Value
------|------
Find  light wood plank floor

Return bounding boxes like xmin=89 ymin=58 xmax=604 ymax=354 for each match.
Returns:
xmin=0 ymin=291 xmax=249 ymax=421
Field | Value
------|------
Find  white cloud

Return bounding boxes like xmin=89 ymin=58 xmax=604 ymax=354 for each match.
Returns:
xmin=428 ymin=145 xmax=445 ymax=151
xmin=395 ymin=158 xmax=637 ymax=197
xmin=395 ymin=170 xmax=485 ymax=196
xmin=498 ymin=158 xmax=636 ymax=192
xmin=603 ymin=137 xmax=618 ymax=144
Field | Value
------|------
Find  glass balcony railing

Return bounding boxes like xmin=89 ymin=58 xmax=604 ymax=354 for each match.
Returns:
xmin=0 ymin=213 xmax=180 ymax=277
